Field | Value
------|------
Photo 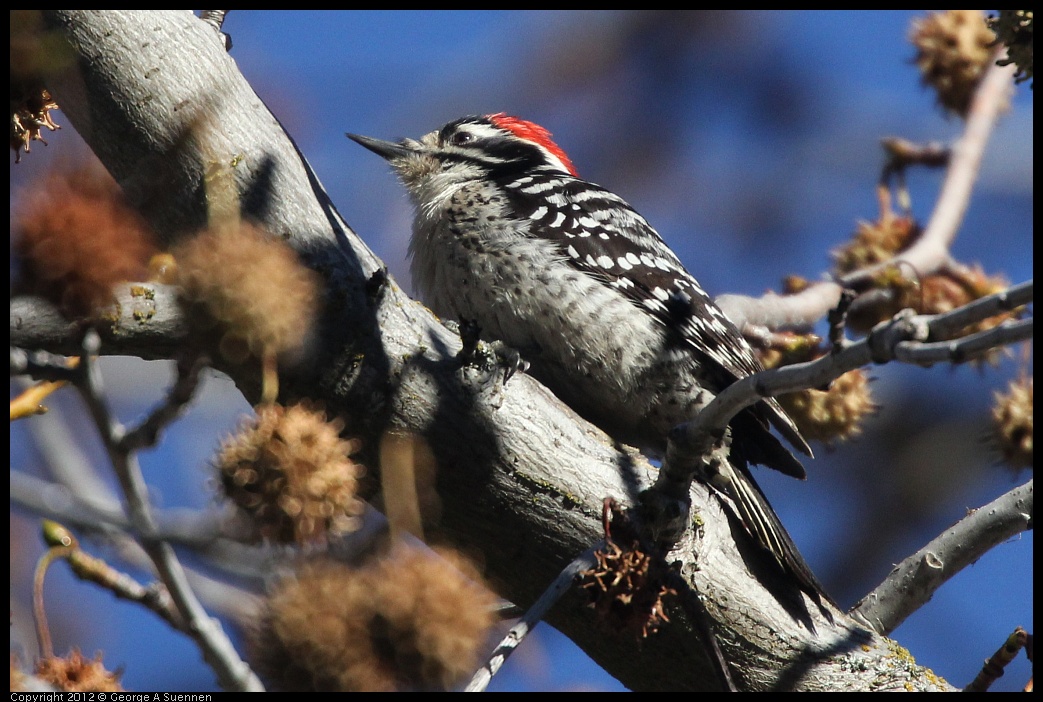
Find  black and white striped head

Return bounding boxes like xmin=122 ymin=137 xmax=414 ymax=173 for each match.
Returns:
xmin=347 ymin=113 xmax=578 ymax=196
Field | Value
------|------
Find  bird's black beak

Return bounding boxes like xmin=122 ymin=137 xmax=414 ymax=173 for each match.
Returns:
xmin=346 ymin=133 xmax=415 ymax=162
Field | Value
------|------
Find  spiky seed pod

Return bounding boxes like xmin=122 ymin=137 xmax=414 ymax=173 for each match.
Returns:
xmin=578 ymin=505 xmax=676 ymax=639
xmin=992 ymin=376 xmax=1033 ymax=469
xmin=777 ymin=369 xmax=876 ymax=446
xmin=911 ymin=10 xmax=998 ymax=117
xmin=10 ymin=88 xmax=60 ymax=161
xmin=988 ymin=10 xmax=1033 ymax=86
xmin=832 ymin=213 xmax=919 ymax=277
xmin=833 ymin=213 xmax=921 ymax=331
xmin=12 ymin=163 xmax=157 ymax=318
xmin=250 ymin=559 xmax=392 ymax=691
xmin=216 ymin=402 xmax=364 ymax=544
xmin=34 ymin=650 xmax=123 ymax=692
xmin=370 ymin=544 xmax=497 ymax=689
xmin=578 ymin=539 xmax=676 ymax=639
xmin=833 ymin=212 xmax=1015 ymax=342
xmin=10 ymin=10 xmax=69 ymax=162
xmin=251 ymin=545 xmax=495 ymax=691
xmin=173 ymin=222 xmax=320 ymax=366
xmin=760 ymin=339 xmax=876 ymax=445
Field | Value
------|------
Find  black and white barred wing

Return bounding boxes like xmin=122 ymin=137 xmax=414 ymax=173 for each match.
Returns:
xmin=499 ymin=168 xmax=811 ymax=462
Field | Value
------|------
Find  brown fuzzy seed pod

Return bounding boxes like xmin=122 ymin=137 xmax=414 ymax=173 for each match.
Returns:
xmin=173 ymin=222 xmax=321 ymax=365
xmin=216 ymin=402 xmax=364 ymax=545
xmin=911 ymin=10 xmax=999 ymax=118
xmin=992 ymin=377 xmax=1033 ymax=469
xmin=34 ymin=649 xmax=124 ymax=692
xmin=251 ymin=545 xmax=495 ymax=691
xmin=13 ymin=164 xmax=157 ymax=318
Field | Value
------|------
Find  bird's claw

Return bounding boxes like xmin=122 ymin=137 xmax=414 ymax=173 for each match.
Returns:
xmin=454 ymin=320 xmax=527 ymax=386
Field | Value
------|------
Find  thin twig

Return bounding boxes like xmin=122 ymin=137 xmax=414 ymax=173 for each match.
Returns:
xmin=895 ymin=317 xmax=1032 ymax=365
xmin=40 ymin=521 xmax=184 ymax=630
xmin=963 ymin=627 xmax=1030 ymax=692
xmin=10 ymin=347 xmax=80 ymax=383
xmin=464 ymin=543 xmax=602 ymax=692
xmin=662 ymin=281 xmax=1032 ymax=505
xmin=10 ymin=379 xmax=67 ymax=420
xmin=32 ymin=545 xmax=75 ymax=659
xmin=690 ymin=282 xmax=1028 ymax=450
xmin=717 ymin=53 xmax=1017 ymax=335
xmin=12 ymin=477 xmax=268 ymax=625
xmin=13 ymin=373 xmax=124 ymax=514
xmin=73 ymin=330 xmax=265 ymax=691
xmin=120 ymin=352 xmax=207 ymax=452
xmin=9 ymin=350 xmax=80 ymax=421
xmin=842 ymin=52 xmax=1016 ymax=289
xmin=10 ymin=446 xmax=274 ymax=588
xmin=920 ymin=279 xmax=1032 ymax=339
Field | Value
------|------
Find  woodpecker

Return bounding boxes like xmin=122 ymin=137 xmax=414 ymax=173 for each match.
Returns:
xmin=348 ymin=114 xmax=829 ymax=604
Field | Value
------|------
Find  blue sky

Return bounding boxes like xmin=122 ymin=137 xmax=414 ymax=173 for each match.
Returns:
xmin=11 ymin=10 xmax=1032 ymax=692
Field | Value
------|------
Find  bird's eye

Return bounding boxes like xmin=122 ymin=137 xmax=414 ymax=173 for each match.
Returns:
xmin=450 ymin=130 xmax=474 ymax=146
